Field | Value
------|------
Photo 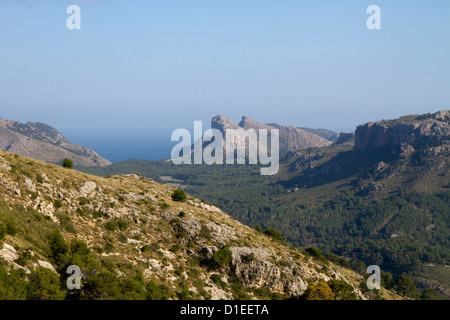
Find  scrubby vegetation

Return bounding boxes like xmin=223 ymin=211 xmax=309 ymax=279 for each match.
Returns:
xmin=80 ymin=152 xmax=450 ymax=298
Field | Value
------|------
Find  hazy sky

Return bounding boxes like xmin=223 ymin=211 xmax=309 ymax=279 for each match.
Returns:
xmin=1 ymin=0 xmax=449 ymax=135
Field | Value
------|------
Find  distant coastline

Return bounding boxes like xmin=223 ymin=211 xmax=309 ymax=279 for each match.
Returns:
xmin=65 ymin=130 xmax=174 ymax=163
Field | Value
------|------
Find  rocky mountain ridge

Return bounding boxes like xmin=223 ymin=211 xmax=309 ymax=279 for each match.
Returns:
xmin=211 ymin=115 xmax=332 ymax=151
xmin=0 ymin=117 xmax=111 ymax=167
xmin=355 ymin=110 xmax=450 ymax=153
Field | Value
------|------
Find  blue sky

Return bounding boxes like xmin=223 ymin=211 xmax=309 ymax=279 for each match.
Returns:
xmin=1 ymin=0 xmax=449 ymax=136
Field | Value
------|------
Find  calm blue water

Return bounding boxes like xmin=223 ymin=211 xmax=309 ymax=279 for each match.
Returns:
xmin=65 ymin=130 xmax=176 ymax=163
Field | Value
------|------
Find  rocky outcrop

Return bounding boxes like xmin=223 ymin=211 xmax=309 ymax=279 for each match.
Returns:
xmin=211 ymin=115 xmax=332 ymax=151
xmin=335 ymin=132 xmax=355 ymax=144
xmin=355 ymin=110 xmax=450 ymax=153
xmin=0 ymin=117 xmax=111 ymax=167
xmin=211 ymin=115 xmax=240 ymax=133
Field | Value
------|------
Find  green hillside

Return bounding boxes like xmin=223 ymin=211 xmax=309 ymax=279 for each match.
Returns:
xmin=79 ymin=111 xmax=450 ymax=299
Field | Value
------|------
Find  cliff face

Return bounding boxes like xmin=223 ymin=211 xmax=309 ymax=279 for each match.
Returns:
xmin=0 ymin=118 xmax=111 ymax=167
xmin=355 ymin=110 xmax=450 ymax=153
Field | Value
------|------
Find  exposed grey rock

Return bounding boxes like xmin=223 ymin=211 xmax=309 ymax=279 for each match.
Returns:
xmin=0 ymin=243 xmax=19 ymax=263
xmin=199 ymin=246 xmax=218 ymax=259
xmin=335 ymin=132 xmax=355 ymax=144
xmin=0 ymin=117 xmax=111 ymax=167
xmin=206 ymin=285 xmax=231 ymax=300
xmin=211 ymin=115 xmax=240 ymax=134
xmin=79 ymin=181 xmax=97 ymax=197
xmin=206 ymin=222 xmax=237 ymax=244
xmin=355 ymin=110 xmax=450 ymax=153
xmin=0 ymin=163 xmax=11 ymax=171
xmin=180 ymin=217 xmax=202 ymax=238
xmin=37 ymin=260 xmax=57 ymax=273
xmin=211 ymin=115 xmax=332 ymax=152
xmin=34 ymin=199 xmax=58 ymax=223
xmin=24 ymin=177 xmax=36 ymax=192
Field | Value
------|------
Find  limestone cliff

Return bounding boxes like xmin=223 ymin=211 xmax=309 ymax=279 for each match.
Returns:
xmin=354 ymin=110 xmax=450 ymax=153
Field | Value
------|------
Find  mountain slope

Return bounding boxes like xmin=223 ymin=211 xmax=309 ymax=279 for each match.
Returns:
xmin=0 ymin=150 xmax=402 ymax=300
xmin=79 ymin=109 xmax=450 ymax=299
xmin=297 ymin=127 xmax=339 ymax=142
xmin=0 ymin=117 xmax=111 ymax=167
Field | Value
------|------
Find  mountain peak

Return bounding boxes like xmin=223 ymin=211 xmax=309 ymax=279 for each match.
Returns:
xmin=211 ymin=115 xmax=239 ymax=134
xmin=238 ymin=116 xmax=273 ymax=130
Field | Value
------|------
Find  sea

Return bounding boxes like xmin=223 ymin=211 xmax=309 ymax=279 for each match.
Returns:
xmin=65 ymin=130 xmax=176 ymax=163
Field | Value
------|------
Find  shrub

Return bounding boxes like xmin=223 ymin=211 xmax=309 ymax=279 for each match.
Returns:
xmin=149 ymin=242 xmax=161 ymax=252
xmin=160 ymin=203 xmax=170 ymax=210
xmin=328 ymin=280 xmax=357 ymax=300
xmin=117 ymin=220 xmax=128 ymax=231
xmin=177 ymin=283 xmax=191 ymax=300
xmin=421 ymin=288 xmax=443 ymax=300
xmin=230 ymin=279 xmax=251 ymax=300
xmin=62 ymin=158 xmax=73 ymax=169
xmin=48 ymin=230 xmax=69 ymax=269
xmin=0 ymin=224 xmax=6 ymax=241
xmin=54 ymin=200 xmax=63 ymax=209
xmin=92 ymin=211 xmax=102 ymax=219
xmin=199 ymin=225 xmax=212 ymax=240
xmin=304 ymin=247 xmax=327 ymax=263
xmin=104 ymin=219 xmax=128 ymax=232
xmin=104 ymin=221 xmax=118 ymax=232
xmin=27 ymin=267 xmax=65 ymax=300
xmin=395 ymin=275 xmax=418 ymax=298
xmin=253 ymin=287 xmax=283 ymax=300
xmin=211 ymin=246 xmax=232 ymax=269
xmin=118 ymin=233 xmax=128 ymax=243
xmin=70 ymin=239 xmax=90 ymax=256
xmin=0 ymin=266 xmax=27 ymax=299
xmin=6 ymin=220 xmax=18 ymax=236
xmin=263 ymin=228 xmax=286 ymax=242
xmin=146 ymin=280 xmax=170 ymax=300
xmin=36 ymin=174 xmax=44 ymax=184
xmin=57 ymin=213 xmax=77 ymax=234
xmin=210 ymin=274 xmax=227 ymax=289
xmin=304 ymin=281 xmax=335 ymax=300
xmin=170 ymin=244 xmax=181 ymax=253
xmin=241 ymin=253 xmax=256 ymax=263
xmin=16 ymin=249 xmax=33 ymax=267
xmin=325 ymin=252 xmax=351 ymax=269
xmin=104 ymin=242 xmax=114 ymax=253
xmin=78 ymin=197 xmax=90 ymax=205
xmin=381 ymin=270 xmax=394 ymax=289
xmin=187 ymin=241 xmax=196 ymax=248
xmin=171 ymin=189 xmax=187 ymax=202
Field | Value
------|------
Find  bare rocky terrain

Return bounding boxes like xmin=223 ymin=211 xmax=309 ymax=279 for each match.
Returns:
xmin=0 ymin=117 xmax=111 ymax=167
